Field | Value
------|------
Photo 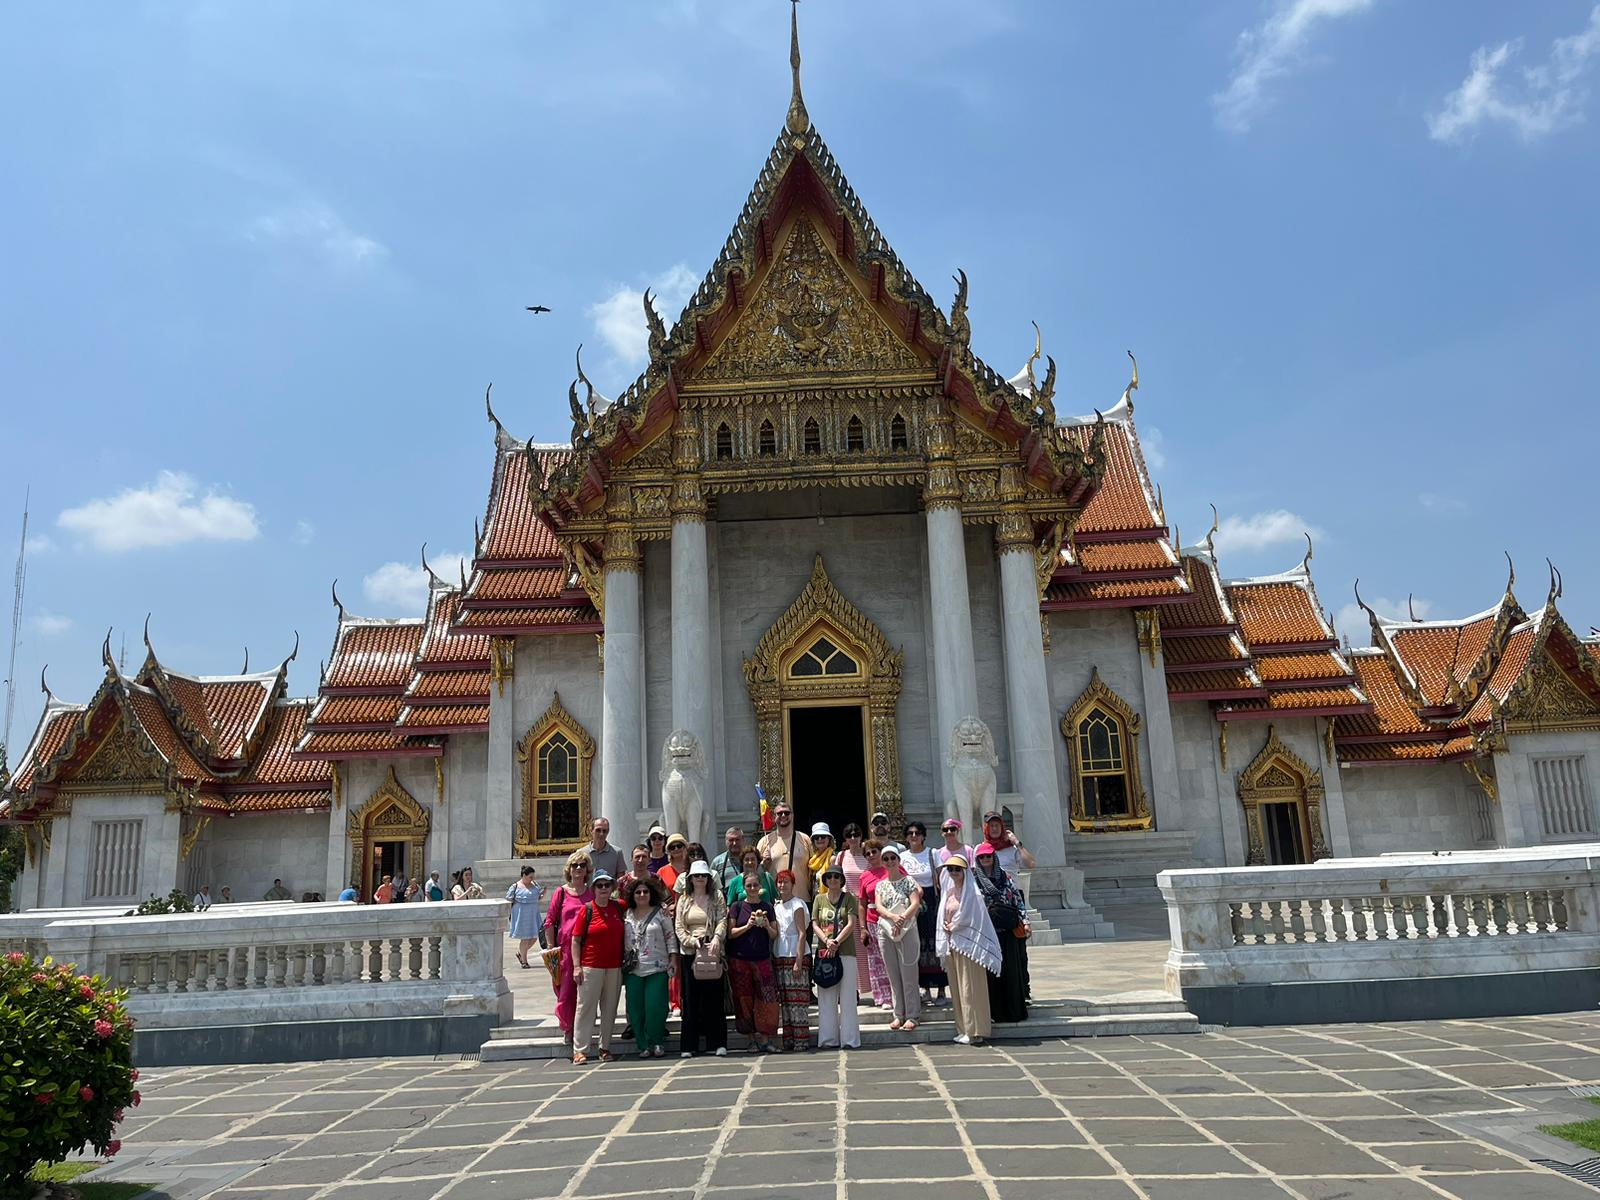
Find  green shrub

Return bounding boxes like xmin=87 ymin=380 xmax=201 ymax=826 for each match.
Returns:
xmin=0 ymin=953 xmax=137 ymax=1199
xmin=133 ymin=889 xmax=192 ymax=916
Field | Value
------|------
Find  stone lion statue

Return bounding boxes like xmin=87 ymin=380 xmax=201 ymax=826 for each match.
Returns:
xmin=659 ymin=729 xmax=707 ymax=848
xmin=947 ymin=715 xmax=998 ymax=836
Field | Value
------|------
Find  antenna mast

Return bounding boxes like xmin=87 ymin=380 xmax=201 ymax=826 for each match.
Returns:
xmin=3 ymin=490 xmax=28 ymax=756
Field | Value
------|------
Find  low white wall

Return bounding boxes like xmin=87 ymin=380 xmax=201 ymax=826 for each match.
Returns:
xmin=205 ymin=812 xmax=330 ymax=903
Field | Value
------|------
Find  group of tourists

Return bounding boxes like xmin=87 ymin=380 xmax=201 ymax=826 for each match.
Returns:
xmin=332 ymin=866 xmax=487 ymax=904
xmin=539 ymin=805 xmax=1034 ymax=1063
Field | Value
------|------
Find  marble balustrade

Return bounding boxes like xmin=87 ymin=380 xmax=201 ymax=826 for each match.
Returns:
xmin=1 ymin=899 xmax=512 ymax=1030
xmin=1160 ymin=844 xmax=1600 ymax=998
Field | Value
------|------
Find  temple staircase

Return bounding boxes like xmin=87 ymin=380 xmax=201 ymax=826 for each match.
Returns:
xmin=479 ymin=992 xmax=1196 ymax=1061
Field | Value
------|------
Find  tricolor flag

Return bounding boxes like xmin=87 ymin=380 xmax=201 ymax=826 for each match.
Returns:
xmin=756 ymin=784 xmax=774 ymax=831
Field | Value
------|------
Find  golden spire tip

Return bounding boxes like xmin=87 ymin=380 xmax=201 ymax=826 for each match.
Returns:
xmin=786 ymin=0 xmax=810 ymax=137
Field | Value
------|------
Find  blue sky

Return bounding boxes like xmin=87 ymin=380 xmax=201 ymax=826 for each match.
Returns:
xmin=3 ymin=1 xmax=1598 ymax=747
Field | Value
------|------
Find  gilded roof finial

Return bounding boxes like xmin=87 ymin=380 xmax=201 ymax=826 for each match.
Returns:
xmin=786 ymin=0 xmax=810 ymax=138
xmin=1204 ymin=503 xmax=1220 ymax=558
xmin=1503 ymin=550 xmax=1515 ymax=594
xmin=40 ymin=664 xmax=53 ymax=702
xmin=1300 ymin=531 xmax=1314 ymax=573
xmin=282 ymin=630 xmax=299 ymax=666
xmin=1122 ymin=350 xmax=1139 ymax=413
xmin=1407 ymin=593 xmax=1419 ymax=622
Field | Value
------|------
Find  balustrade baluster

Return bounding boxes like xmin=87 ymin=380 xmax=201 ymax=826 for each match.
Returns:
xmin=1229 ymin=903 xmax=1245 ymax=945
xmin=310 ymin=943 xmax=326 ymax=985
xmin=1553 ymin=890 xmax=1571 ymax=930
xmin=408 ymin=936 xmax=423 ymax=980
xmin=1350 ymin=899 xmax=1369 ymax=941
xmin=291 ymin=945 xmax=308 ymax=987
xmin=1371 ymin=897 xmax=1391 ymax=940
xmin=1248 ymin=901 xmax=1268 ymax=944
xmin=1267 ymin=902 xmax=1288 ymax=943
xmin=1489 ymin=892 xmax=1510 ymax=935
xmin=367 ymin=939 xmax=383 ymax=981
xmin=387 ymin=938 xmax=402 ymax=980
xmin=1288 ymin=901 xmax=1308 ymax=942
xmin=428 ymin=937 xmax=442 ymax=980
xmin=1468 ymin=895 xmax=1490 ymax=936
xmin=1394 ymin=896 xmax=1416 ymax=939
xmin=1329 ymin=899 xmax=1350 ymax=941
xmin=1530 ymin=889 xmax=1551 ymax=932
xmin=1308 ymin=899 xmax=1328 ymax=942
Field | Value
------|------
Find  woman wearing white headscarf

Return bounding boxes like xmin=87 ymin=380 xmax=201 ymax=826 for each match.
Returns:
xmin=935 ymin=858 xmax=1000 ymax=1046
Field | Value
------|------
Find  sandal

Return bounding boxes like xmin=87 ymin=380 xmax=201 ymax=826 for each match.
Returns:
xmin=889 ymin=1020 xmax=904 ymax=1031
xmin=903 ymin=1020 xmax=918 ymax=1031
xmin=516 ymin=955 xmax=530 ymax=969
xmin=572 ymin=1051 xmax=588 ymax=1065
xmin=597 ymin=1050 xmax=615 ymax=1063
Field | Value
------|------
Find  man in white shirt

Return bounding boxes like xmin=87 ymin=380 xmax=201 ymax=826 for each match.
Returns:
xmin=192 ymin=885 xmax=213 ymax=911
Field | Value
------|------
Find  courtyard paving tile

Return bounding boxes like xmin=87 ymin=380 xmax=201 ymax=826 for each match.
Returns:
xmin=73 ymin=1009 xmax=1600 ymax=1199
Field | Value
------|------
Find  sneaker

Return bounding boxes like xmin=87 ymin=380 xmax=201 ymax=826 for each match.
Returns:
xmin=638 ymin=1049 xmax=651 ymax=1059
xmin=715 ymin=1046 xmax=728 ymax=1057
xmin=953 ymin=1033 xmax=971 ymax=1045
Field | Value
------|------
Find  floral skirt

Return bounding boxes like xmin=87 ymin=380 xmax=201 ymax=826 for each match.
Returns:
xmin=864 ymin=929 xmax=891 ymax=1004
xmin=773 ymin=956 xmax=811 ymax=1048
xmin=728 ymin=958 xmax=779 ymax=1039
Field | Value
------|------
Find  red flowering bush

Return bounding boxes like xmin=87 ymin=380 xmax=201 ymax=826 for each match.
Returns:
xmin=0 ymin=952 xmax=136 ymax=1197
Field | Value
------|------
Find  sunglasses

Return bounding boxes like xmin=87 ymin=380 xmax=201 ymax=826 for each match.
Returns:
xmin=595 ymin=881 xmax=614 ymax=889
xmin=941 ymin=827 xmax=959 ymax=834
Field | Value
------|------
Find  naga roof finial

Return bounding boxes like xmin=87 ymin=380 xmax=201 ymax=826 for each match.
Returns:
xmin=421 ymin=542 xmax=442 ymax=588
xmin=642 ymin=293 xmax=667 ymax=361
xmin=241 ymin=646 xmax=250 ymax=674
xmin=1407 ymin=593 xmax=1418 ymax=622
xmin=458 ymin=555 xmax=468 ymax=591
xmin=1503 ymin=550 xmax=1515 ymax=594
xmin=1300 ymin=531 xmax=1314 ymax=573
xmin=786 ymin=0 xmax=810 ymax=137
xmin=331 ymin=578 xmax=346 ymax=622
xmin=1122 ymin=350 xmax=1139 ymax=412
xmin=1547 ymin=557 xmax=1564 ymax=603
xmin=575 ymin=343 xmax=609 ymax=414
xmin=282 ymin=630 xmax=299 ymax=667
xmin=948 ymin=269 xmax=971 ymax=348
xmin=142 ymin=612 xmax=154 ymax=657
xmin=1204 ymin=504 xmax=1220 ymax=558
xmin=40 ymin=664 xmax=53 ymax=702
xmin=102 ymin=628 xmax=116 ymax=676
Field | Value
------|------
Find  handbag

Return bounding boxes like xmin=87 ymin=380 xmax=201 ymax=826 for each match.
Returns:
xmin=692 ymin=937 xmax=723 ymax=981
xmin=1012 ymin=920 xmax=1032 ymax=940
xmin=809 ymin=896 xmax=850 ymax=990
xmin=622 ymin=909 xmax=655 ymax=974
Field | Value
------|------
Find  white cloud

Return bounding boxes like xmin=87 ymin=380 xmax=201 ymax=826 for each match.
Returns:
xmin=24 ymin=534 xmax=53 ymax=555
xmin=1213 ymin=0 xmax=1375 ymax=133
xmin=1211 ymin=509 xmax=1322 ymax=556
xmin=587 ymin=263 xmax=698 ymax=368
xmin=1418 ymin=492 xmax=1468 ymax=515
xmin=57 ymin=471 xmax=260 ymax=552
xmin=1334 ymin=593 xmax=1434 ymax=647
xmin=29 ymin=610 xmax=72 ymax=637
xmin=246 ymin=202 xmax=388 ymax=268
xmin=291 ymin=519 xmax=316 ymax=546
xmin=361 ymin=551 xmax=469 ymax=614
xmin=1141 ymin=426 xmax=1168 ymax=471
xmin=1428 ymin=6 xmax=1600 ymax=144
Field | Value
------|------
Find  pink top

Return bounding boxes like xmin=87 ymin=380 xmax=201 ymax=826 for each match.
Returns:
xmin=835 ymin=849 xmax=869 ymax=902
xmin=939 ymin=843 xmax=975 ymax=868
xmin=859 ymin=866 xmax=887 ymax=925
xmin=544 ymin=884 xmax=595 ymax=952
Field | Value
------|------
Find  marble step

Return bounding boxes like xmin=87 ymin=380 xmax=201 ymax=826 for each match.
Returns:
xmin=481 ymin=1006 xmax=1198 ymax=1061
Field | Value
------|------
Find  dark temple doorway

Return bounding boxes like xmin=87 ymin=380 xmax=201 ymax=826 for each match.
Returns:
xmin=787 ymin=704 xmax=869 ymax=838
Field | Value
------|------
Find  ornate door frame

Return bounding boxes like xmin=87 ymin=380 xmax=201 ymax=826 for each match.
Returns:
xmin=1237 ymin=725 xmax=1329 ymax=865
xmin=743 ymin=555 xmax=905 ymax=825
xmin=347 ymin=766 xmax=430 ymax=894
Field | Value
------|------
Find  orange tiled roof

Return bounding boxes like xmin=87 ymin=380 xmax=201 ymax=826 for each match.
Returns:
xmin=1162 ymin=556 xmax=1236 ymax=631
xmin=228 ymin=790 xmax=330 ymax=813
xmin=397 ymin=704 xmax=491 ymax=730
xmin=1384 ymin=613 xmax=1500 ymax=707
xmin=457 ymin=604 xmax=601 ymax=630
xmin=308 ymin=693 xmax=402 ymax=728
xmin=1342 ymin=652 xmax=1432 ymax=737
xmin=1164 ymin=634 xmax=1248 ymax=667
xmin=470 ymin=566 xmax=569 ymax=603
xmin=1226 ymin=574 xmax=1334 ymax=647
xmin=1256 ymin=651 xmax=1349 ymax=683
xmin=1463 ymin=621 xmax=1538 ymax=723
xmin=231 ymin=701 xmax=330 ymax=788
xmin=1062 ymin=421 xmax=1162 ymax=535
xmin=196 ymin=677 xmax=276 ymax=758
xmin=407 ymin=670 xmax=492 ymax=701
xmin=1220 ymin=686 xmax=1369 ymax=714
xmin=125 ymin=687 xmax=216 ymax=780
xmin=1044 ymin=577 xmax=1187 ymax=605
xmin=1168 ymin=668 xmax=1261 ymax=696
xmin=480 ymin=446 xmax=567 ymax=563
xmin=1074 ymin=541 xmax=1175 ymax=573
xmin=416 ymin=588 xmax=491 ymax=666
xmin=6 ymin=705 xmax=82 ymax=795
xmin=1586 ymin=639 xmax=1600 ymax=664
xmin=296 ymin=729 xmax=437 ymax=757
xmin=1339 ymin=739 xmax=1478 ymax=764
xmin=324 ymin=620 xmax=425 ymax=690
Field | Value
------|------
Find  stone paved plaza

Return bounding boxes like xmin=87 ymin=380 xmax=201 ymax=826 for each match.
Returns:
xmin=81 ymin=1010 xmax=1600 ymax=1200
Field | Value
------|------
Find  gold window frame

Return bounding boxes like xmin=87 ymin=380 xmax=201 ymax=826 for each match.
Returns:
xmin=1062 ymin=667 xmax=1152 ymax=832
xmin=515 ymin=692 xmax=595 ymax=856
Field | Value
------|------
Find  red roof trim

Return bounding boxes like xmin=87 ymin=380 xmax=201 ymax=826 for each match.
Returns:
xmin=1169 ymin=688 xmax=1266 ymax=701
xmin=1042 ymin=593 xmax=1194 ymax=613
xmin=1215 ymin=703 xmax=1376 ymax=722
xmin=1073 ymin=527 xmax=1169 ymax=544
xmin=290 ymin=745 xmax=443 ymax=762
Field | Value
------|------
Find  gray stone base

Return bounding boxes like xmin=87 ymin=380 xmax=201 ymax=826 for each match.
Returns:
xmin=1182 ymin=967 xmax=1600 ymax=1027
xmin=132 ymin=1013 xmax=499 ymax=1067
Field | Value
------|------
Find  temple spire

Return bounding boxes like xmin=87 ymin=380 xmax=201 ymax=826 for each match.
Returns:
xmin=786 ymin=0 xmax=810 ymax=137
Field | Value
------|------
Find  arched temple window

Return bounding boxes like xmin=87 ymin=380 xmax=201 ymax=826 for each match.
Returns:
xmin=845 ymin=415 xmax=866 ymax=452
xmin=716 ymin=422 xmax=734 ymax=460
xmin=1061 ymin=668 xmax=1152 ymax=832
xmin=787 ymin=632 xmax=861 ymax=679
xmin=516 ymin=693 xmax=595 ymax=855
xmin=758 ymin=419 xmax=777 ymax=457
xmin=802 ymin=417 xmax=822 ymax=455
xmin=889 ymin=413 xmax=909 ymax=451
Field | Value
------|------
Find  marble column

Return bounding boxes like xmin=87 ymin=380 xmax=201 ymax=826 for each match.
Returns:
xmin=998 ymin=541 xmax=1067 ymax=867
xmin=924 ymin=406 xmax=979 ymax=814
xmin=483 ymin=639 xmax=515 ymax=860
xmin=600 ymin=522 xmax=644 ymax=828
xmin=1133 ymin=609 xmax=1183 ymax=834
xmin=670 ymin=418 xmax=714 ymax=816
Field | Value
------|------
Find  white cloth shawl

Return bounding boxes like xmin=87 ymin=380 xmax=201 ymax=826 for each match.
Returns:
xmin=935 ymin=867 xmax=1001 ymax=977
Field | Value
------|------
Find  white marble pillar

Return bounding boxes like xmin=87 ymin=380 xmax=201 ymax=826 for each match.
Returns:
xmin=926 ymin=504 xmax=980 ymax=813
xmin=1133 ymin=611 xmax=1183 ymax=834
xmin=484 ymin=642 xmax=515 ymax=860
xmin=600 ymin=537 xmax=644 ymax=828
xmin=671 ymin=516 xmax=714 ymax=807
xmin=998 ymin=545 xmax=1067 ymax=866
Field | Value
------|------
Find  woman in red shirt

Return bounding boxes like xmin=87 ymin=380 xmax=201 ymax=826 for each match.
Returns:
xmin=569 ymin=870 xmax=627 ymax=1064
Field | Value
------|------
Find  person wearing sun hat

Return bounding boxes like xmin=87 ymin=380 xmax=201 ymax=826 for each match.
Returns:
xmin=645 ymin=826 xmax=671 ymax=874
xmin=675 ymin=859 xmax=729 ymax=1057
xmin=811 ymin=862 xmax=860 ymax=1049
xmin=569 ymin=868 xmax=627 ymax=1064
xmin=807 ymin=823 xmax=835 ymax=895
xmin=873 ymin=844 xmax=923 ymax=1030
xmin=936 ymin=856 xmax=1000 ymax=1046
